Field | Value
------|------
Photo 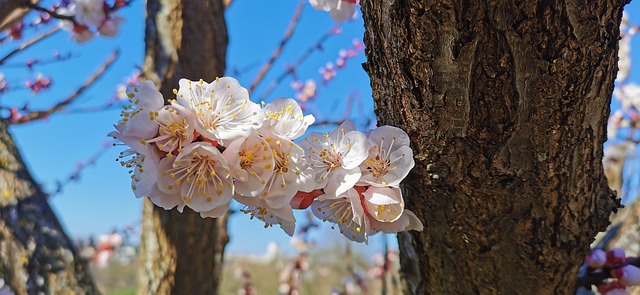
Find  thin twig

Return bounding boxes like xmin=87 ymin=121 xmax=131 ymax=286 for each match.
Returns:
xmin=22 ymin=0 xmax=77 ymax=24
xmin=2 ymin=52 xmax=76 ymax=68
xmin=259 ymin=26 xmax=339 ymax=101
xmin=10 ymin=50 xmax=120 ymax=124
xmin=51 ymin=141 xmax=112 ymax=196
xmin=247 ymin=0 xmax=305 ymax=94
xmin=0 ymin=26 xmax=59 ymax=66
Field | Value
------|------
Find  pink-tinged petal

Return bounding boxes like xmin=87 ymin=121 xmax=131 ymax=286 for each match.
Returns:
xmin=324 ymin=167 xmax=360 ymax=198
xmin=379 ymin=146 xmax=414 ymax=187
xmin=329 ymin=0 xmax=356 ymax=22
xmin=199 ymin=200 xmax=231 ymax=218
xmin=127 ymin=80 xmax=164 ymax=110
xmin=121 ymin=111 xmax=159 ymax=139
xmin=369 ymin=209 xmax=423 ymax=233
xmin=147 ymin=184 xmax=184 ymax=210
xmin=156 ymin=157 xmax=180 ymax=194
xmin=368 ymin=125 xmax=411 ymax=152
xmin=222 ymin=131 xmax=273 ymax=196
xmin=404 ymin=210 xmax=424 ymax=231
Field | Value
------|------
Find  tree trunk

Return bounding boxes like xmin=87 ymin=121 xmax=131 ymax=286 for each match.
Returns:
xmin=138 ymin=0 xmax=229 ymax=294
xmin=361 ymin=0 xmax=624 ymax=294
xmin=0 ymin=120 xmax=98 ymax=295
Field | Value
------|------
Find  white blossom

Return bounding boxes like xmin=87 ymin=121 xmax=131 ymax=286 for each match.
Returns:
xmin=259 ymin=98 xmax=315 ymax=140
xmin=309 ymin=0 xmax=357 ymax=22
xmin=312 ymin=186 xmax=422 ymax=243
xmin=57 ymin=5 xmax=95 ymax=44
xmin=98 ymin=15 xmax=124 ymax=37
xmin=359 ymin=126 xmax=414 ymax=187
xmin=261 ymin=135 xmax=314 ymax=209
xmin=118 ymin=81 xmax=165 ymax=140
xmin=108 ymin=128 xmax=161 ymax=199
xmin=222 ymin=130 xmax=274 ymax=197
xmin=75 ymin=0 xmax=107 ymax=27
xmin=175 ymin=77 xmax=263 ymax=146
xmin=156 ymin=142 xmax=233 ymax=213
xmin=300 ymin=120 xmax=369 ymax=197
xmin=146 ymin=104 xmax=196 ymax=155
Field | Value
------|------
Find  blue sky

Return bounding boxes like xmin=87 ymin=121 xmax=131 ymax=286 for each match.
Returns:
xmin=0 ymin=0 xmax=393 ymax=255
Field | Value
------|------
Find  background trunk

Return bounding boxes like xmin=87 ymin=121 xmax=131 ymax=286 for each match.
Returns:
xmin=361 ymin=0 xmax=625 ymax=293
xmin=0 ymin=120 xmax=98 ymax=295
xmin=138 ymin=0 xmax=229 ymax=293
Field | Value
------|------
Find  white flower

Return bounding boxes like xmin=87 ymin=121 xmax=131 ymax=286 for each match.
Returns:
xmin=261 ymin=135 xmax=313 ymax=209
xmin=359 ymin=126 xmax=414 ymax=187
xmin=118 ymin=81 xmax=165 ymax=140
xmin=222 ymin=130 xmax=274 ymax=197
xmin=235 ymin=194 xmax=296 ymax=236
xmin=108 ymin=128 xmax=161 ymax=199
xmin=299 ymin=120 xmax=369 ymax=197
xmin=156 ymin=142 xmax=233 ymax=213
xmin=75 ymin=0 xmax=107 ymax=27
xmin=309 ymin=0 xmax=357 ymax=22
xmin=146 ymin=104 xmax=196 ymax=155
xmin=175 ymin=77 xmax=263 ymax=146
xmin=57 ymin=5 xmax=95 ymax=44
xmin=312 ymin=186 xmax=423 ymax=243
xmin=259 ymin=98 xmax=315 ymax=140
xmin=98 ymin=15 xmax=124 ymax=37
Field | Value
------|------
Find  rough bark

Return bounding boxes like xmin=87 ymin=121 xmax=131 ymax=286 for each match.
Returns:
xmin=0 ymin=120 xmax=98 ymax=295
xmin=361 ymin=0 xmax=625 ymax=294
xmin=138 ymin=0 xmax=229 ymax=294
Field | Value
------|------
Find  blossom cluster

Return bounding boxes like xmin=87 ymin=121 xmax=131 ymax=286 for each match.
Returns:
xmin=110 ymin=76 xmax=422 ymax=243
xmin=585 ymin=248 xmax=640 ymax=295
xmin=310 ymin=0 xmax=358 ymax=23
xmin=56 ymin=0 xmax=127 ymax=43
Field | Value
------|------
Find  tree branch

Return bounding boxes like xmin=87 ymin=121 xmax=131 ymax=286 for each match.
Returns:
xmin=247 ymin=0 xmax=305 ymax=94
xmin=259 ymin=26 xmax=339 ymax=101
xmin=10 ymin=49 xmax=119 ymax=124
xmin=0 ymin=27 xmax=60 ymax=66
xmin=22 ymin=0 xmax=76 ymax=24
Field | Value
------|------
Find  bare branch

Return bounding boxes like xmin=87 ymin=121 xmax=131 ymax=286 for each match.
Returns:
xmin=247 ymin=0 xmax=305 ymax=94
xmin=0 ymin=27 xmax=60 ymax=66
xmin=259 ymin=26 xmax=338 ymax=101
xmin=22 ymin=0 xmax=77 ymax=24
xmin=10 ymin=50 xmax=120 ymax=124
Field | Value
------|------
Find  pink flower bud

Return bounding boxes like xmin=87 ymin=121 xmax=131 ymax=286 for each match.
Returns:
xmin=587 ymin=249 xmax=607 ymax=269
xmin=607 ymin=248 xmax=627 ymax=266
xmin=613 ymin=264 xmax=640 ymax=286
